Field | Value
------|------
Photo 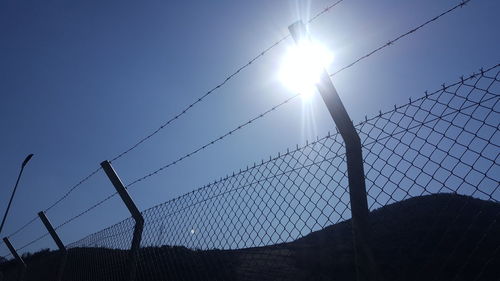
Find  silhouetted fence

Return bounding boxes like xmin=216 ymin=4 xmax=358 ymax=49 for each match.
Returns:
xmin=1 ymin=64 xmax=498 ymax=281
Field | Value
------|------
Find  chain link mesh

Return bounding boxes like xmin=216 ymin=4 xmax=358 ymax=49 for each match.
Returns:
xmin=1 ymin=66 xmax=498 ymax=280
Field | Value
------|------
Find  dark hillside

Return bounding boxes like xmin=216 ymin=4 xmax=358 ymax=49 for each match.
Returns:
xmin=1 ymin=194 xmax=499 ymax=281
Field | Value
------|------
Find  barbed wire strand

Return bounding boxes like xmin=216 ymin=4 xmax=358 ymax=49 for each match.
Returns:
xmin=125 ymin=94 xmax=300 ymax=188
xmin=330 ymin=0 xmax=471 ymax=77
xmin=5 ymin=216 xmax=38 ymax=238
xmin=54 ymin=193 xmax=119 ymax=231
xmin=357 ymin=63 xmax=499 ymax=126
xmin=109 ymin=0 xmax=344 ymax=164
xmin=309 ymin=0 xmax=343 ymax=23
xmin=14 ymin=0 xmax=475 ymax=240
xmin=125 ymin=0 xmax=474 ymax=190
xmin=62 ymin=64 xmax=499 ymax=258
xmin=15 ymin=233 xmax=50 ymax=253
xmin=4 ymin=0 xmax=476 ymax=253
xmin=5 ymin=167 xmax=102 ymax=238
xmin=49 ymin=94 xmax=300 ymax=233
xmin=2 ymin=0 xmax=344 ymax=240
xmin=50 ymin=61 xmax=497 ymax=240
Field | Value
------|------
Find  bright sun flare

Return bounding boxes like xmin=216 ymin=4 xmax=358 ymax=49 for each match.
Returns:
xmin=279 ymin=40 xmax=333 ymax=99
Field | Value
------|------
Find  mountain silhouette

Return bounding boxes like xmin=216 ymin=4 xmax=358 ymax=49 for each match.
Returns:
xmin=1 ymin=193 xmax=499 ymax=280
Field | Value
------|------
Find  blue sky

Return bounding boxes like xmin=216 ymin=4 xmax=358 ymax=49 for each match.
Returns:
xmin=0 ymin=0 xmax=499 ymax=256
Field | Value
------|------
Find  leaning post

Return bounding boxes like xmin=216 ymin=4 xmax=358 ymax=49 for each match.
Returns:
xmin=288 ymin=21 xmax=377 ymax=281
xmin=101 ymin=160 xmax=144 ymax=281
xmin=2 ymin=237 xmax=26 ymax=281
xmin=38 ymin=211 xmax=67 ymax=281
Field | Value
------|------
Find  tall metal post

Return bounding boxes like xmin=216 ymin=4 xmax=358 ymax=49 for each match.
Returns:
xmin=289 ymin=21 xmax=377 ymax=281
xmin=38 ymin=211 xmax=67 ymax=281
xmin=2 ymin=238 xmax=26 ymax=281
xmin=101 ymin=161 xmax=144 ymax=281
xmin=0 ymin=154 xmax=34 ymax=235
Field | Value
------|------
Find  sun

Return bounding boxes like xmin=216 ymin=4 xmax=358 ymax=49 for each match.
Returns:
xmin=279 ymin=40 xmax=333 ymax=99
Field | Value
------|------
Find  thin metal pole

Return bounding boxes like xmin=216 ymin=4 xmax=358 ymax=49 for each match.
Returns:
xmin=0 ymin=154 xmax=34 ymax=235
xmin=38 ymin=212 xmax=67 ymax=281
xmin=101 ymin=161 xmax=144 ymax=281
xmin=288 ymin=21 xmax=377 ymax=281
xmin=2 ymin=238 xmax=26 ymax=281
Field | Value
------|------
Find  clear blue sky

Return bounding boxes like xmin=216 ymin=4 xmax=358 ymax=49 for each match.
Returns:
xmin=0 ymin=0 xmax=499 ymax=256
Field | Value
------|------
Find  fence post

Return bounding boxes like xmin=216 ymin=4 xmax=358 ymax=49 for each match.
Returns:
xmin=37 ymin=211 xmax=67 ymax=281
xmin=101 ymin=160 xmax=144 ymax=281
xmin=2 ymin=238 xmax=26 ymax=281
xmin=288 ymin=21 xmax=377 ymax=281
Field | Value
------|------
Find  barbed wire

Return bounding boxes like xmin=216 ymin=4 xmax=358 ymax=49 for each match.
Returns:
xmin=54 ymin=192 xmax=119 ymax=231
xmin=356 ymin=64 xmax=500 ymax=126
xmin=48 ymin=64 xmax=498 ymax=280
xmin=125 ymin=94 xmax=301 ymax=188
xmin=5 ymin=216 xmax=38 ymax=239
xmin=18 ymin=30 xmax=490 ymax=251
xmin=109 ymin=0 xmax=344 ymax=164
xmin=15 ymin=232 xmax=50 ymax=253
xmin=122 ymin=0 xmax=474 ymax=190
xmin=309 ymin=0 xmax=343 ymax=23
xmin=8 ymin=193 xmax=120 ymax=256
xmin=4 ymin=167 xmax=102 ymax=238
xmin=55 ymin=62 xmax=497 ymax=248
xmin=1 ymin=0 xmax=344 ymax=241
xmin=44 ymin=167 xmax=103 ymax=213
xmin=46 ymin=94 xmax=301 ymax=234
xmin=108 ymin=37 xmax=290 ymax=164
xmin=330 ymin=0 xmax=471 ymax=77
xmin=1 ymin=0 xmax=476 ymax=254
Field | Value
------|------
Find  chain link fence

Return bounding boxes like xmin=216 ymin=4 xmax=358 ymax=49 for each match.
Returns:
xmin=1 ymin=65 xmax=499 ymax=281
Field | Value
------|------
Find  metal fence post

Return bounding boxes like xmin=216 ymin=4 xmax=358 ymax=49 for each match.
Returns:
xmin=101 ymin=160 xmax=144 ymax=281
xmin=288 ymin=21 xmax=377 ymax=281
xmin=38 ymin=211 xmax=67 ymax=281
xmin=2 ymin=238 xmax=26 ymax=281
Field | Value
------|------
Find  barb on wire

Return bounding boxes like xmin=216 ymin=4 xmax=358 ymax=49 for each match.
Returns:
xmin=50 ymin=94 xmax=300 ymax=232
xmin=58 ymin=63 xmax=498 ymax=237
xmin=109 ymin=0 xmax=345 ymax=164
xmin=15 ymin=232 xmax=50 ymax=253
xmin=309 ymin=0 xmax=344 ymax=23
xmin=44 ymin=167 xmax=103 ymax=213
xmin=35 ymin=64 xmax=498 ymax=281
xmin=126 ymin=94 xmax=300 ymax=188
xmin=330 ymin=0 xmax=471 ymax=77
xmin=54 ymin=192 xmax=118 ymax=231
xmin=4 ymin=167 xmax=102 ymax=239
xmin=109 ymin=35 xmax=290 ymax=163
xmin=111 ymin=0 xmax=475 ymax=192
xmin=357 ymin=63 xmax=500 ymax=126
xmin=6 ymin=216 xmax=38 ymax=239
xmin=2 ymin=1 xmax=345 ymax=242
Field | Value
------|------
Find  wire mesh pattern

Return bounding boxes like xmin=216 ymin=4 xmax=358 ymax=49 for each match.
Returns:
xmin=1 ymin=65 xmax=496 ymax=280
xmin=357 ymin=65 xmax=500 ymax=280
xmin=3 ymin=0 xmax=470 ymax=242
xmin=1 ymin=1 xmax=347 ymax=241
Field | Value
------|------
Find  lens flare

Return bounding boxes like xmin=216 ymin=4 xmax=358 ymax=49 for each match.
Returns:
xmin=279 ymin=40 xmax=333 ymax=99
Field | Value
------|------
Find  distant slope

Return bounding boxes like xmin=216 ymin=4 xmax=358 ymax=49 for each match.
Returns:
xmin=1 ymin=194 xmax=499 ymax=281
